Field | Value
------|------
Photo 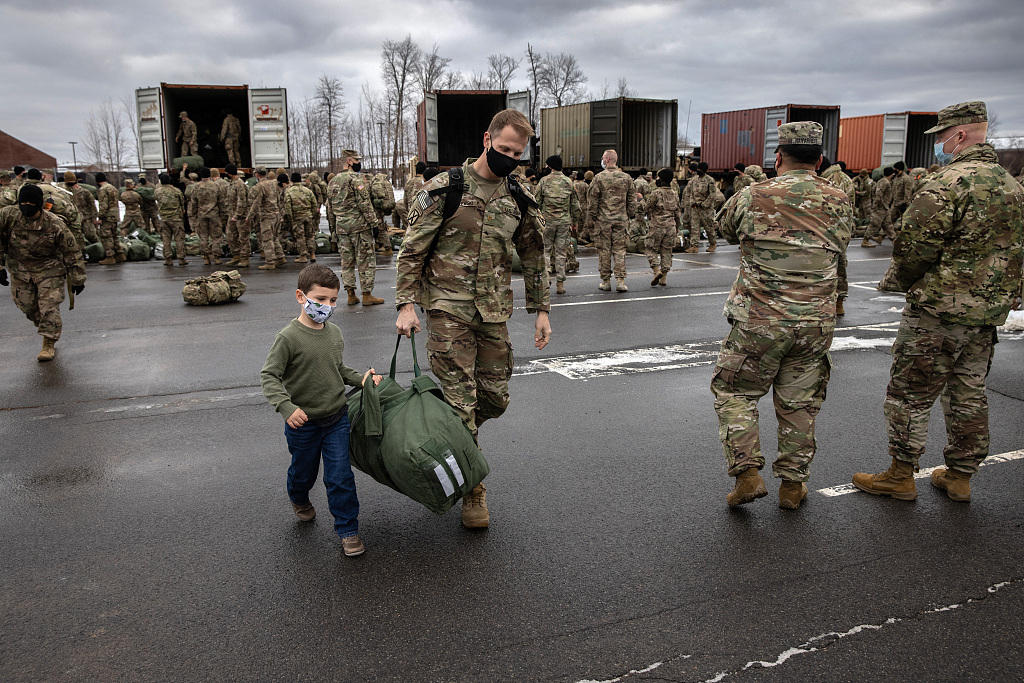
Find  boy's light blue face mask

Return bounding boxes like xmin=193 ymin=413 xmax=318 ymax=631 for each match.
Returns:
xmin=302 ymin=297 xmax=334 ymax=324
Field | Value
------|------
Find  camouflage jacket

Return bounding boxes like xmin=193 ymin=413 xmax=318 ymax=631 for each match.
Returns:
xmin=396 ymin=158 xmax=549 ymax=323
xmin=214 ymin=178 xmax=231 ymax=220
xmin=853 ymin=174 xmax=873 ymax=202
xmin=176 ymin=118 xmax=197 ymax=143
xmin=744 ymin=165 xmax=768 ymax=183
xmin=326 ymin=170 xmax=377 ymax=235
xmin=155 ymin=185 xmax=185 ymax=220
xmin=822 ymin=165 xmax=855 ymax=206
xmin=687 ymin=173 xmax=718 ymax=209
xmin=633 ymin=177 xmax=650 ymax=198
xmin=227 ymin=177 xmax=249 ymax=219
xmin=0 ymin=206 xmax=86 ymax=283
xmin=402 ymin=175 xmax=425 ymax=215
xmin=572 ymin=179 xmax=589 ymax=218
xmin=880 ymin=144 xmax=1024 ymax=327
xmin=220 ymin=114 xmax=240 ymax=139
xmin=24 ymin=180 xmax=79 ymax=230
xmin=71 ymin=184 xmax=97 ymax=224
xmin=190 ymin=181 xmax=220 ymax=219
xmin=184 ymin=183 xmax=199 ymax=221
xmin=718 ymin=170 xmax=853 ymax=325
xmin=535 ymin=172 xmax=581 ymax=226
xmin=890 ymin=172 xmax=913 ymax=208
xmin=0 ymin=184 xmax=16 ymax=207
xmin=245 ymin=178 xmax=279 ymax=223
xmin=872 ymin=176 xmax=892 ymax=212
xmin=97 ymin=183 xmax=119 ymax=221
xmin=646 ymin=186 xmax=681 ymax=231
xmin=138 ymin=187 xmax=158 ymax=215
xmin=120 ymin=189 xmax=143 ymax=217
xmin=733 ymin=173 xmax=754 ymax=194
xmin=284 ymin=184 xmax=318 ymax=220
xmin=306 ymin=176 xmax=325 ymax=208
xmin=585 ymin=167 xmax=637 ymax=227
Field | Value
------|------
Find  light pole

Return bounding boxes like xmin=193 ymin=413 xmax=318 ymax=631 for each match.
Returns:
xmin=377 ymin=122 xmax=385 ymax=175
xmin=68 ymin=141 xmax=78 ymax=172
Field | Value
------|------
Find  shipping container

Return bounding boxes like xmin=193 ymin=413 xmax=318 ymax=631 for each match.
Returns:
xmin=416 ymin=90 xmax=531 ymax=168
xmin=135 ymin=83 xmax=289 ymax=170
xmin=837 ymin=112 xmax=938 ymax=171
xmin=700 ymin=104 xmax=840 ymax=173
xmin=540 ymin=98 xmax=678 ymax=172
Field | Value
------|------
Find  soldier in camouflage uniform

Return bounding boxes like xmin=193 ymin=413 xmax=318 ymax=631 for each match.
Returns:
xmin=327 ymin=150 xmax=383 ymax=305
xmin=678 ymin=164 xmax=699 ymax=253
xmin=535 ymin=155 xmax=581 ymax=295
xmin=0 ymin=170 xmax=15 ymax=206
xmin=118 ymin=179 xmax=145 ymax=236
xmin=136 ymin=175 xmax=161 ymax=235
xmin=712 ymin=122 xmax=853 ymax=510
xmin=189 ymin=168 xmax=223 ymax=265
xmin=688 ymin=162 xmax=719 ymax=252
xmin=304 ymin=172 xmax=325 ymax=247
xmin=0 ymin=184 xmax=86 ymax=361
xmin=397 ymin=162 xmax=427 ymax=232
xmin=821 ymin=160 xmax=854 ymax=316
xmin=645 ymin=168 xmax=681 ymax=287
xmin=732 ymin=163 xmax=753 ymax=194
xmin=853 ymin=101 xmax=1024 ymax=504
xmin=285 ymin=172 xmax=319 ymax=263
xmin=861 ymin=166 xmax=895 ymax=247
xmin=220 ymin=112 xmax=242 ymax=166
xmin=396 ymin=108 xmax=551 ymax=530
xmin=246 ymin=167 xmax=286 ymax=270
xmin=155 ymin=173 xmax=188 ymax=266
xmin=853 ymin=168 xmax=873 ymax=225
xmin=176 ymin=111 xmax=198 ymax=156
xmin=19 ymin=169 xmax=83 ymax=249
xmin=95 ymin=173 xmax=125 ymax=264
xmin=184 ymin=172 xmax=199 ymax=238
xmin=889 ymin=160 xmax=914 ymax=231
xmin=577 ymin=170 xmax=594 ymax=244
xmin=224 ymin=164 xmax=250 ymax=267
xmin=586 ymin=149 xmax=638 ymax=292
xmin=62 ymin=172 xmax=98 ymax=245
xmin=211 ymin=168 xmax=231 ymax=255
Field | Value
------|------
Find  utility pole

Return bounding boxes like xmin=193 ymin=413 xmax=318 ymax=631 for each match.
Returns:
xmin=68 ymin=141 xmax=78 ymax=172
xmin=684 ymin=100 xmax=692 ymax=149
xmin=378 ymin=121 xmax=386 ymax=175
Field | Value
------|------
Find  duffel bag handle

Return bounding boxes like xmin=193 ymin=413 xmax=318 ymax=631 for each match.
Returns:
xmin=389 ymin=331 xmax=423 ymax=379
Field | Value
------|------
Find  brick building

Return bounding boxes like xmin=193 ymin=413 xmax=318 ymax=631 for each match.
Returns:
xmin=0 ymin=129 xmax=57 ymax=171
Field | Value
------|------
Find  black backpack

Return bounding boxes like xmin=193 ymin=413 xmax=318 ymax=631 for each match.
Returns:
xmin=426 ymin=167 xmax=536 ymax=228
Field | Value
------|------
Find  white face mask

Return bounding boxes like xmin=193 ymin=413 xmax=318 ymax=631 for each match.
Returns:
xmin=301 ymin=297 xmax=334 ymax=324
xmin=601 ymin=159 xmax=607 ymax=169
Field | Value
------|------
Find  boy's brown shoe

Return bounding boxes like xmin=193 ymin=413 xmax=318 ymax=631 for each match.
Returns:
xmin=461 ymin=483 xmax=489 ymax=529
xmin=342 ymin=535 xmax=366 ymax=556
xmin=291 ymin=502 xmax=316 ymax=522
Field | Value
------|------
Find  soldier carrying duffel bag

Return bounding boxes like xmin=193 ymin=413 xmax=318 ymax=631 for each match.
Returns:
xmin=182 ymin=269 xmax=247 ymax=305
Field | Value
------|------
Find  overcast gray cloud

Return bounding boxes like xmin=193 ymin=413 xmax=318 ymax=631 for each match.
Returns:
xmin=1 ymin=0 xmax=1021 ymax=166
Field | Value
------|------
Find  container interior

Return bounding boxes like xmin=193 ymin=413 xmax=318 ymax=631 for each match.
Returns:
xmin=436 ymin=93 xmax=505 ymax=167
xmin=906 ymin=114 xmax=938 ymax=168
xmin=162 ymin=86 xmax=251 ymax=168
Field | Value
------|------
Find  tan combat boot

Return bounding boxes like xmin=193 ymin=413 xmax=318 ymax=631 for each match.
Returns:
xmin=930 ymin=467 xmax=971 ymax=502
xmin=726 ymin=468 xmax=768 ymax=507
xmin=98 ymin=256 xmax=117 ymax=265
xmin=179 ymin=259 xmax=189 ymax=266
xmin=275 ymin=257 xmax=287 ymax=266
xmin=650 ymin=268 xmax=662 ymax=286
xmin=203 ymin=255 xmax=211 ymax=265
xmin=257 ymin=263 xmax=276 ymax=270
xmin=851 ymin=458 xmax=917 ymax=500
xmin=211 ymin=256 xmax=222 ymax=265
xmin=37 ymin=337 xmax=56 ymax=362
xmin=295 ymin=255 xmax=309 ymax=264
xmin=778 ymin=481 xmax=808 ymax=510
xmin=598 ymin=279 xmax=611 ymax=291
xmin=115 ymin=253 xmax=126 ymax=263
xmin=362 ymin=292 xmax=385 ymax=306
xmin=658 ymin=271 xmax=668 ymax=286
xmin=461 ymin=482 xmax=490 ymax=528
xmin=615 ymin=277 xmax=629 ymax=292
xmin=860 ymin=239 xmax=877 ymax=248
xmin=346 ymin=288 xmax=359 ymax=305
xmin=227 ymin=257 xmax=240 ymax=266
xmin=684 ymin=245 xmax=698 ymax=254
xmin=556 ymin=281 xmax=565 ymax=295
xmin=163 ymin=258 xmax=173 ymax=266
xmin=836 ymin=298 xmax=846 ymax=316
xmin=236 ymin=259 xmax=248 ymax=268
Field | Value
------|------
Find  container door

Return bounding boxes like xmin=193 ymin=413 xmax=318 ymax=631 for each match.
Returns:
xmin=762 ymin=106 xmax=787 ymax=167
xmin=425 ymin=91 xmax=439 ymax=163
xmin=590 ymin=99 xmax=621 ymax=168
xmin=136 ymin=87 xmax=166 ymax=169
xmin=248 ymin=88 xmax=289 ymax=168
xmin=880 ymin=113 xmax=909 ymax=168
xmin=506 ymin=91 xmax=532 ymax=160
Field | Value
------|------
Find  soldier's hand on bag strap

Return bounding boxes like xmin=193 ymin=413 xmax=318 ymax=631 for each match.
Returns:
xmin=396 ymin=303 xmax=421 ymax=337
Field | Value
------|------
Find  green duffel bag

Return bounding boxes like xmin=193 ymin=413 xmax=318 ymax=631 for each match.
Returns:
xmin=315 ymin=236 xmax=332 ymax=254
xmin=510 ymin=249 xmax=522 ymax=273
xmin=390 ymin=231 xmax=405 ymax=252
xmin=125 ymin=238 xmax=152 ymax=261
xmin=79 ymin=183 xmax=99 ymax=200
xmin=182 ymin=269 xmax=246 ymax=305
xmin=184 ymin=235 xmax=202 ymax=255
xmin=83 ymin=242 xmax=105 ymax=263
xmin=347 ymin=334 xmax=489 ymax=515
xmin=135 ymin=186 xmax=156 ymax=201
xmin=171 ymin=155 xmax=205 ymax=171
xmin=129 ymin=229 xmax=160 ymax=248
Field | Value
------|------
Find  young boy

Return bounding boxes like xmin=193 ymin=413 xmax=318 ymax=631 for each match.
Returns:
xmin=261 ymin=264 xmax=381 ymax=556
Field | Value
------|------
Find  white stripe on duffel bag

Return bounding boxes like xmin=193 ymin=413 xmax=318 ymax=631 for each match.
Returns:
xmin=444 ymin=451 xmax=465 ymax=487
xmin=433 ymin=464 xmax=455 ymax=497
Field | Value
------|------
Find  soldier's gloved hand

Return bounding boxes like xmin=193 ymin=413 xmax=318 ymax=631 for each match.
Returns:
xmin=0 ymin=269 xmax=7 ymax=287
xmin=71 ymin=284 xmax=85 ymax=295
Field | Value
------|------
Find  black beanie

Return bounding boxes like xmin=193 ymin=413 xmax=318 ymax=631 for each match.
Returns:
xmin=26 ymin=168 xmax=42 ymax=180
xmin=19 ymin=183 xmax=44 ymax=208
xmin=545 ymin=155 xmax=563 ymax=171
xmin=277 ymin=173 xmax=289 ymax=184
xmin=95 ymin=172 xmax=107 ymax=183
xmin=225 ymin=163 xmax=238 ymax=175
xmin=291 ymin=172 xmax=301 ymax=183
xmin=657 ymin=168 xmax=673 ymax=184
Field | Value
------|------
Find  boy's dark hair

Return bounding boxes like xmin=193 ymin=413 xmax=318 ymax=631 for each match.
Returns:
xmin=778 ymin=144 xmax=822 ymax=165
xmin=297 ymin=264 xmax=340 ymax=293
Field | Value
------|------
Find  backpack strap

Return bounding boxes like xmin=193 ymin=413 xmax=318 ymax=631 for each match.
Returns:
xmin=427 ymin=166 xmax=466 ymax=223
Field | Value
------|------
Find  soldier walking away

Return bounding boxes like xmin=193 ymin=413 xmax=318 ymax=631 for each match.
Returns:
xmin=645 ymin=168 xmax=681 ymax=287
xmin=155 ymin=172 xmax=188 ymax=266
xmin=327 ymin=150 xmax=383 ymax=305
xmin=820 ymin=159 xmax=854 ymax=316
xmin=889 ymin=160 xmax=914 ymax=232
xmin=853 ymin=168 xmax=873 ymax=226
xmin=189 ymin=167 xmax=223 ymax=265
xmin=397 ymin=161 xmax=427 ymax=232
xmin=63 ymin=171 xmax=97 ymax=247
xmin=852 ymin=101 xmax=1024 ymax=504
xmin=861 ymin=166 xmax=895 ymax=247
xmin=712 ymin=122 xmax=853 ymax=510
xmin=585 ymin=149 xmax=637 ymax=292
xmin=95 ymin=172 xmax=126 ymax=264
xmin=689 ymin=162 xmax=719 ymax=252
xmin=220 ymin=112 xmax=242 ymax=166
xmin=118 ymin=179 xmax=145 ymax=236
xmin=176 ymin=111 xmax=198 ymax=157
xmin=136 ymin=175 xmax=161 ymax=235
xmin=224 ymin=164 xmax=250 ymax=267
xmin=535 ymin=155 xmax=581 ymax=295
xmin=246 ymin=167 xmax=286 ymax=270
xmin=0 ymin=184 xmax=86 ymax=361
xmin=395 ymin=108 xmax=551 ymax=529
xmin=285 ymin=172 xmax=319 ymax=264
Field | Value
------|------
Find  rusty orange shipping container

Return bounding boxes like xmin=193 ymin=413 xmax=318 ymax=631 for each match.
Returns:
xmin=837 ymin=112 xmax=938 ymax=171
xmin=700 ymin=104 xmax=840 ymax=173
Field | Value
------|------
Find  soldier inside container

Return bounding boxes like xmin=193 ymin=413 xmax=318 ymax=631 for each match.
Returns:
xmin=220 ymin=111 xmax=242 ymax=166
xmin=852 ymin=100 xmax=1024 ymax=504
xmin=176 ymin=111 xmax=198 ymax=157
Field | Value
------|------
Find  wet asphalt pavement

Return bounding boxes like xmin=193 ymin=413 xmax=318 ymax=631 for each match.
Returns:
xmin=2 ymin=241 xmax=1023 ymax=682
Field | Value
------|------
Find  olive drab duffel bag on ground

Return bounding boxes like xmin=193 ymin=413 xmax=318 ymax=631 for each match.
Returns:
xmin=182 ymin=270 xmax=246 ymax=306
xmin=347 ymin=334 xmax=489 ymax=515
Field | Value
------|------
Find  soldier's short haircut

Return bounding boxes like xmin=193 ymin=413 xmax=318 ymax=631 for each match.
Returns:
xmin=883 ymin=166 xmax=895 ymax=177
xmin=487 ymin=108 xmax=534 ymax=140
xmin=894 ymin=161 xmax=906 ymax=171
xmin=297 ymin=263 xmax=340 ymax=294
xmin=423 ymin=166 xmax=440 ymax=181
xmin=603 ymin=149 xmax=618 ymax=163
xmin=199 ymin=167 xmax=211 ymax=179
xmin=838 ymin=161 xmax=847 ymax=171
xmin=778 ymin=144 xmax=822 ymax=165
xmin=322 ymin=171 xmax=330 ymax=181
xmin=415 ymin=161 xmax=426 ymax=174
xmin=698 ymin=162 xmax=709 ymax=172
xmin=210 ymin=168 xmax=220 ymax=178
xmin=734 ymin=163 xmax=746 ymax=172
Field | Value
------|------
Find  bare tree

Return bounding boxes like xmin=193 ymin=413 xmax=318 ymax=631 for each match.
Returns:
xmin=381 ymin=35 xmax=421 ymax=184
xmin=987 ymin=110 xmax=1001 ymax=141
xmin=315 ymin=74 xmax=345 ymax=171
xmin=82 ymin=99 xmax=131 ymax=173
xmin=616 ymin=77 xmax=634 ymax=98
xmin=487 ymin=53 xmax=520 ymax=90
xmin=538 ymin=53 xmax=587 ymax=107
xmin=440 ymin=71 xmax=464 ymax=90
xmin=466 ymin=71 xmax=489 ymax=89
xmin=415 ymin=43 xmax=452 ymax=94
xmin=119 ymin=95 xmax=141 ymax=169
xmin=598 ymin=79 xmax=611 ymax=99
xmin=525 ymin=43 xmax=543 ymax=124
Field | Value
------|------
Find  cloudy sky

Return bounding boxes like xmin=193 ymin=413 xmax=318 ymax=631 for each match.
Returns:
xmin=2 ymin=0 xmax=1021 ymax=167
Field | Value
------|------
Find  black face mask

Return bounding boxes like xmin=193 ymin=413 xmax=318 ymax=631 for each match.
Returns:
xmin=19 ymin=203 xmax=40 ymax=218
xmin=486 ymin=145 xmax=519 ymax=178
xmin=351 ymin=163 xmax=361 ymax=173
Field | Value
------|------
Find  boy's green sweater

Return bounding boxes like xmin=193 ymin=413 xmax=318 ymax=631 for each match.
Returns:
xmin=261 ymin=319 xmax=364 ymax=420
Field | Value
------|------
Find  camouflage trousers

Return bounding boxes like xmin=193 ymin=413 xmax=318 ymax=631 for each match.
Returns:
xmin=544 ymin=220 xmax=572 ymax=282
xmin=141 ymin=209 xmax=161 ymax=235
xmin=837 ymin=252 xmax=848 ymax=301
xmin=68 ymin=222 xmax=87 ymax=250
xmin=885 ymin=306 xmax=995 ymax=475
xmin=645 ymin=224 xmax=676 ymax=274
xmin=160 ymin=218 xmax=187 ymax=262
xmin=691 ymin=207 xmax=717 ymax=248
xmin=425 ymin=310 xmax=513 ymax=438
xmin=292 ymin=217 xmax=317 ymax=257
xmin=593 ymin=220 xmax=628 ymax=279
xmin=566 ymin=234 xmax=579 ymax=272
xmin=338 ymin=230 xmax=376 ymax=292
xmin=194 ymin=216 xmax=224 ymax=258
xmin=225 ymin=216 xmax=248 ymax=260
xmin=711 ymin=322 xmax=834 ymax=481
xmin=863 ymin=209 xmax=895 ymax=242
xmin=224 ymin=136 xmax=240 ymax=166
xmin=10 ymin=269 xmax=66 ymax=340
xmin=180 ymin=140 xmax=197 ymax=156
xmin=119 ymin=212 xmax=144 ymax=236
xmin=99 ymin=218 xmax=126 ymax=259
xmin=259 ymin=216 xmax=284 ymax=263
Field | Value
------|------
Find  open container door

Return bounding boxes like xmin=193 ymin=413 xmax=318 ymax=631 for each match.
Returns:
xmin=762 ymin=106 xmax=787 ymax=168
xmin=424 ymin=91 xmax=439 ymax=164
xmin=881 ymin=113 xmax=909 ymax=169
xmin=135 ymin=87 xmax=166 ymax=169
xmin=506 ymin=90 xmax=532 ymax=161
xmin=248 ymin=88 xmax=289 ymax=169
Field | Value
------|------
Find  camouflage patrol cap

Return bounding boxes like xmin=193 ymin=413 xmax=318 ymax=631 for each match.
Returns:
xmin=777 ymin=121 xmax=823 ymax=146
xmin=254 ymin=166 xmax=267 ymax=175
xmin=179 ymin=111 xmax=188 ymax=118
xmin=189 ymin=173 xmax=199 ymax=181
xmin=137 ymin=173 xmax=147 ymax=180
xmin=924 ymin=100 xmax=987 ymax=134
xmin=342 ymin=149 xmax=362 ymax=161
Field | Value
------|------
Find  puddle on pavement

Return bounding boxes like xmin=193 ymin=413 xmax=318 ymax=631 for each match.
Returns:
xmin=25 ymin=465 xmax=100 ymax=490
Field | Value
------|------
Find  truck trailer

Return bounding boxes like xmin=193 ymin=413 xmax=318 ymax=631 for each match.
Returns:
xmin=837 ymin=112 xmax=938 ymax=171
xmin=416 ymin=89 xmax=532 ymax=168
xmin=540 ymin=98 xmax=678 ymax=172
xmin=700 ymin=104 xmax=840 ymax=173
xmin=135 ymin=83 xmax=289 ymax=170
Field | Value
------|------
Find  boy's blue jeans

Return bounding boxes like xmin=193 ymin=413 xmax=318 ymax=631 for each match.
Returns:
xmin=284 ymin=411 xmax=359 ymax=539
